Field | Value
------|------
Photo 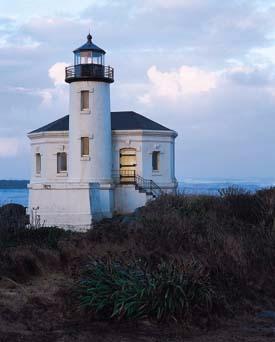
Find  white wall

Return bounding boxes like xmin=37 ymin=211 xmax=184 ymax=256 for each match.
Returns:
xmin=28 ymin=128 xmax=178 ymax=227
xmin=28 ymin=182 xmax=92 ymax=231
xmin=114 ymin=184 xmax=149 ymax=214
xmin=68 ymin=81 xmax=112 ymax=183
xmin=28 ymin=132 xmax=69 ymax=184
xmin=112 ymin=130 xmax=177 ymax=192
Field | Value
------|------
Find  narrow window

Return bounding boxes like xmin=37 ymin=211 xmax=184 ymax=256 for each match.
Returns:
xmin=36 ymin=153 xmax=41 ymax=174
xmin=81 ymin=137 xmax=89 ymax=156
xmin=57 ymin=152 xmax=67 ymax=173
xmin=152 ymin=151 xmax=160 ymax=171
xmin=81 ymin=90 xmax=89 ymax=110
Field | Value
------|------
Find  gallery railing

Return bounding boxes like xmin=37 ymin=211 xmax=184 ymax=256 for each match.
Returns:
xmin=65 ymin=64 xmax=114 ymax=83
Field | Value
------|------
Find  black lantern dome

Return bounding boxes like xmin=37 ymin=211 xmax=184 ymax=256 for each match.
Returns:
xmin=65 ymin=34 xmax=114 ymax=83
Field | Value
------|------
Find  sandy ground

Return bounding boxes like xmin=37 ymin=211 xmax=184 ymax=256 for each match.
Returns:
xmin=0 ymin=272 xmax=274 ymax=342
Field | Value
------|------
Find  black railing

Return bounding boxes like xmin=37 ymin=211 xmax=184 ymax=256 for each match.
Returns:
xmin=65 ymin=64 xmax=114 ymax=83
xmin=136 ymin=175 xmax=163 ymax=197
xmin=112 ymin=171 xmax=163 ymax=197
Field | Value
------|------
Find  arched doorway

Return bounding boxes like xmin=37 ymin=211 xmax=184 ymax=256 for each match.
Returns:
xmin=119 ymin=148 xmax=136 ymax=183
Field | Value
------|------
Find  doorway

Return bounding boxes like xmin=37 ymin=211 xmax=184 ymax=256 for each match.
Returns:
xmin=119 ymin=148 xmax=136 ymax=183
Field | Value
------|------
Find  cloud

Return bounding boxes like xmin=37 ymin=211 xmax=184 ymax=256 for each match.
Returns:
xmin=129 ymin=61 xmax=275 ymax=178
xmin=48 ymin=62 xmax=69 ymax=86
xmin=142 ymin=0 xmax=203 ymax=9
xmin=139 ymin=63 xmax=275 ymax=104
xmin=80 ymin=0 xmax=275 ymax=69
xmin=0 ymin=138 xmax=19 ymax=157
xmin=0 ymin=2 xmax=275 ymax=178
xmin=0 ymin=61 xmax=69 ymax=109
xmin=139 ymin=65 xmax=217 ymax=103
xmin=221 ymin=65 xmax=275 ymax=97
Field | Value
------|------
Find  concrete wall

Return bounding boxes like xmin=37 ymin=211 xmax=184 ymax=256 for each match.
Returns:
xmin=28 ymin=182 xmax=92 ymax=231
xmin=67 ymin=80 xmax=113 ymax=219
xmin=28 ymin=128 xmax=177 ymax=227
xmin=29 ymin=132 xmax=69 ymax=184
xmin=68 ymin=81 xmax=112 ymax=183
xmin=112 ymin=130 xmax=177 ymax=193
xmin=114 ymin=184 xmax=149 ymax=214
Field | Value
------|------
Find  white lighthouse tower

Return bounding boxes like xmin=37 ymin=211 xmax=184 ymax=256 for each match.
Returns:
xmin=65 ymin=33 xmax=114 ymax=221
xmin=27 ymin=32 xmax=178 ymax=231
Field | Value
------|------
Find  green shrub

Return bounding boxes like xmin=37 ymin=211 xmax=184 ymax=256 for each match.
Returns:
xmin=78 ymin=259 xmax=215 ymax=322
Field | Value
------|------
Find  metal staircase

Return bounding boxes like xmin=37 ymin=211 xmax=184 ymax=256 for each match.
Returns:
xmin=113 ymin=170 xmax=163 ymax=198
xmin=135 ymin=174 xmax=163 ymax=198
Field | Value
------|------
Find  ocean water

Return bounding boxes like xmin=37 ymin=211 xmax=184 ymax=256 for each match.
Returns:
xmin=0 ymin=189 xmax=29 ymax=207
xmin=177 ymin=178 xmax=275 ymax=195
xmin=0 ymin=179 xmax=274 ymax=207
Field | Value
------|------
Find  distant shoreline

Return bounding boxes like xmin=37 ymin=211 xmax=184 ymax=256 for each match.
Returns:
xmin=0 ymin=180 xmax=28 ymax=189
xmin=0 ymin=179 xmax=274 ymax=191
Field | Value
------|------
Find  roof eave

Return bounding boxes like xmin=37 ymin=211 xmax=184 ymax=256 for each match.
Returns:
xmin=112 ymin=129 xmax=178 ymax=137
xmin=28 ymin=131 xmax=69 ymax=139
xmin=28 ymin=129 xmax=178 ymax=139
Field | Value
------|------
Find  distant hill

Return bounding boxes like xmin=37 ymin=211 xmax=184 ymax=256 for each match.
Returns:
xmin=0 ymin=180 xmax=28 ymax=189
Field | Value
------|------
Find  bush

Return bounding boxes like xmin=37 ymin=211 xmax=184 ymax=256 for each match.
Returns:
xmin=0 ymin=226 xmax=70 ymax=249
xmin=0 ymin=203 xmax=28 ymax=229
xmin=78 ymin=259 xmax=216 ymax=322
xmin=219 ymin=187 xmax=265 ymax=224
xmin=82 ymin=189 xmax=275 ymax=323
xmin=0 ymin=203 xmax=72 ymax=249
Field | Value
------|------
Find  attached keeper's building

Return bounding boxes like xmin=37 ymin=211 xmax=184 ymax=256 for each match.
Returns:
xmin=28 ymin=33 xmax=178 ymax=230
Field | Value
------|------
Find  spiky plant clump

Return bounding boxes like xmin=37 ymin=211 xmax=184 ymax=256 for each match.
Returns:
xmin=78 ymin=259 xmax=215 ymax=322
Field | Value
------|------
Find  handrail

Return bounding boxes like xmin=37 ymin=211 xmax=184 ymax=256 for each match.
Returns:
xmin=65 ymin=64 xmax=114 ymax=83
xmin=135 ymin=175 xmax=163 ymax=197
xmin=112 ymin=171 xmax=163 ymax=197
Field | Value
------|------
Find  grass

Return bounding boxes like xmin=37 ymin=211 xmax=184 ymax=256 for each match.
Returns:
xmin=79 ymin=187 xmax=275 ymax=322
xmin=79 ymin=259 xmax=215 ymax=322
xmin=1 ymin=187 xmax=275 ymax=324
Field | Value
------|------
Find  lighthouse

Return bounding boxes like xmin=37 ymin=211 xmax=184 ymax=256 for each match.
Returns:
xmin=65 ymin=33 xmax=114 ymax=219
xmin=28 ymin=32 xmax=178 ymax=231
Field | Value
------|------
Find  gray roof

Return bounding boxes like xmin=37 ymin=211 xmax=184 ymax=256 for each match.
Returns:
xmin=73 ymin=34 xmax=106 ymax=55
xmin=29 ymin=111 xmax=172 ymax=134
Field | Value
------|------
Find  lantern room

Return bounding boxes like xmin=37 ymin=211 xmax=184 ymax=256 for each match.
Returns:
xmin=65 ymin=33 xmax=114 ymax=84
xmin=73 ymin=33 xmax=105 ymax=65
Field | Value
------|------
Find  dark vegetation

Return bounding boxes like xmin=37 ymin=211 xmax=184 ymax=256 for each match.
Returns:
xmin=0 ymin=204 xmax=70 ymax=249
xmin=0 ymin=180 xmax=28 ymax=189
xmin=78 ymin=187 xmax=275 ymax=324
xmin=1 ymin=187 xmax=275 ymax=340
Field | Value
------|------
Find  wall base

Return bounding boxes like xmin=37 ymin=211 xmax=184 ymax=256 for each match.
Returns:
xmin=28 ymin=182 xmax=113 ymax=231
xmin=114 ymin=184 xmax=152 ymax=214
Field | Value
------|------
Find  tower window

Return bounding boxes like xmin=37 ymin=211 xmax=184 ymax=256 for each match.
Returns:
xmin=81 ymin=90 xmax=89 ymax=110
xmin=36 ymin=153 xmax=41 ymax=174
xmin=57 ymin=152 xmax=67 ymax=173
xmin=81 ymin=137 xmax=89 ymax=156
xmin=152 ymin=151 xmax=160 ymax=171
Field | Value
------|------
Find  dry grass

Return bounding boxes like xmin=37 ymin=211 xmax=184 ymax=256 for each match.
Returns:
xmin=1 ymin=188 xmax=275 ymax=325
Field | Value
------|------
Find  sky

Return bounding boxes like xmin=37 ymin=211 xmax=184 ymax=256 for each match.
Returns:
xmin=1 ymin=0 xmax=275 ymax=180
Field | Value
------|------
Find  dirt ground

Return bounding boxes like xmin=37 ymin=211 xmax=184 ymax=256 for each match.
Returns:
xmin=0 ymin=272 xmax=274 ymax=342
